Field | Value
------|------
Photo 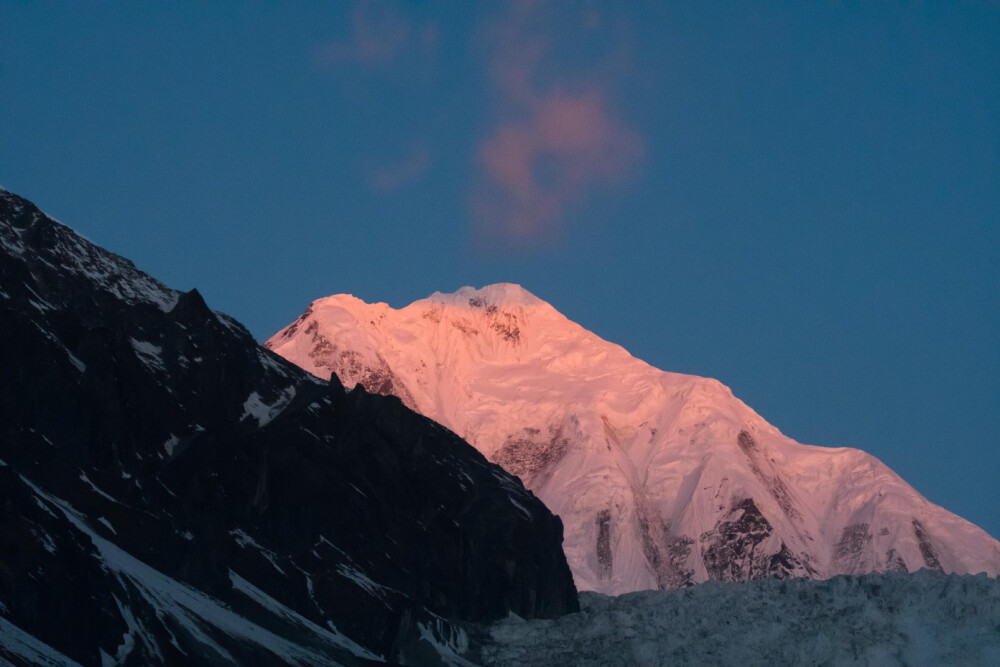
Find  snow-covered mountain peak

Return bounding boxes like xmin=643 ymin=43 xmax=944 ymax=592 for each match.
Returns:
xmin=426 ymin=283 xmax=548 ymax=309
xmin=267 ymin=288 xmax=1000 ymax=594
xmin=272 ymin=284 xmax=588 ymax=384
xmin=309 ymin=292 xmax=391 ymax=313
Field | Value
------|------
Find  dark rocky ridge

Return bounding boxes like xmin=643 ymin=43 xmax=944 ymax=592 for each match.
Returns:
xmin=0 ymin=188 xmax=578 ymax=665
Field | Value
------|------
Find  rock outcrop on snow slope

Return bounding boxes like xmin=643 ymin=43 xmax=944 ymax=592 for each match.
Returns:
xmin=267 ymin=283 xmax=1000 ymax=595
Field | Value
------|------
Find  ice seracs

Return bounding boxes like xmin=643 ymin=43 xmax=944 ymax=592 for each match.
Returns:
xmin=267 ymin=283 xmax=1000 ymax=595
xmin=482 ymin=571 xmax=1000 ymax=666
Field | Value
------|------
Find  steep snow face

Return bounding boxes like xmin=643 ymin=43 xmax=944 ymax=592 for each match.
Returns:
xmin=267 ymin=284 xmax=1000 ymax=594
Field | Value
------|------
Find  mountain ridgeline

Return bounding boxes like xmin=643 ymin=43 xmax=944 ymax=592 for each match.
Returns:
xmin=0 ymin=188 xmax=577 ymax=666
xmin=266 ymin=284 xmax=1000 ymax=595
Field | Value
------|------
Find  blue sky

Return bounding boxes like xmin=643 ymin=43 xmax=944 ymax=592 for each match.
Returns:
xmin=2 ymin=2 xmax=998 ymax=540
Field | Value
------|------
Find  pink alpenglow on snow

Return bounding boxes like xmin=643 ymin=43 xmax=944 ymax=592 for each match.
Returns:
xmin=266 ymin=283 xmax=1000 ymax=595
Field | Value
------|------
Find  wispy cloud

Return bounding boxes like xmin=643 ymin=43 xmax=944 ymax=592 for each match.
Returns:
xmin=472 ymin=2 xmax=643 ymax=246
xmin=314 ymin=1 xmax=438 ymax=195
xmin=315 ymin=0 xmax=437 ymax=68
xmin=366 ymin=144 xmax=433 ymax=191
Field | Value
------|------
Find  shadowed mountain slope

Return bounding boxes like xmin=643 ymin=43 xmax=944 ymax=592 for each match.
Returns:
xmin=0 ymin=188 xmax=577 ymax=666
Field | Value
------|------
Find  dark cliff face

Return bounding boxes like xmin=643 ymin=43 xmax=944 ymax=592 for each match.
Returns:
xmin=0 ymin=188 xmax=578 ymax=666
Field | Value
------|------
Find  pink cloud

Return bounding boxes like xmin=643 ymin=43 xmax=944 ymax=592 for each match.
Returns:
xmin=367 ymin=145 xmax=433 ymax=191
xmin=315 ymin=0 xmax=434 ymax=68
xmin=475 ymin=91 xmax=642 ymax=244
xmin=473 ymin=5 xmax=643 ymax=246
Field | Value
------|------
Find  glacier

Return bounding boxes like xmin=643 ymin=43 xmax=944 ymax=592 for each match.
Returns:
xmin=479 ymin=570 xmax=1000 ymax=666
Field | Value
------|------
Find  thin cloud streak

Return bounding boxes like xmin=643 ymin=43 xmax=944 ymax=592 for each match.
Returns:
xmin=472 ymin=3 xmax=643 ymax=247
xmin=367 ymin=145 xmax=433 ymax=191
xmin=315 ymin=0 xmax=436 ymax=68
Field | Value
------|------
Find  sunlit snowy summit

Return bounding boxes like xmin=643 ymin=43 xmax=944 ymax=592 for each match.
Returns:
xmin=267 ymin=283 xmax=1000 ymax=595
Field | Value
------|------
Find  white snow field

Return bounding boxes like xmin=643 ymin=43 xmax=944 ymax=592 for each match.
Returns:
xmin=267 ymin=283 xmax=1000 ymax=595
xmin=481 ymin=570 xmax=1000 ymax=667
